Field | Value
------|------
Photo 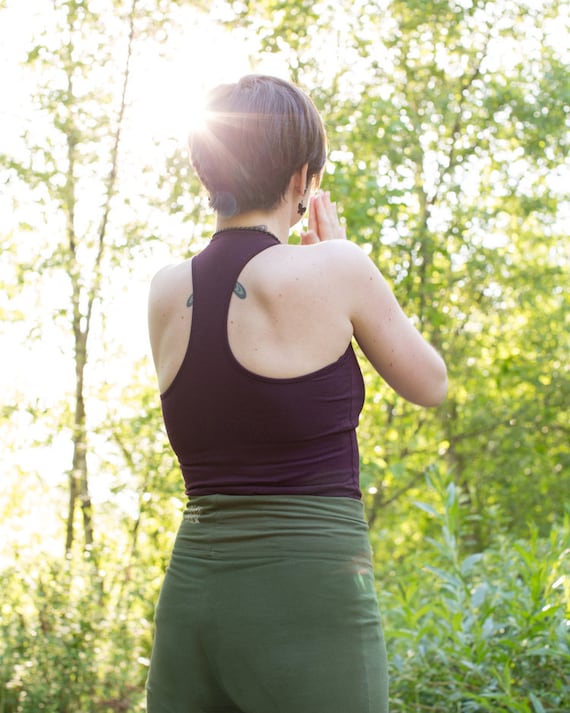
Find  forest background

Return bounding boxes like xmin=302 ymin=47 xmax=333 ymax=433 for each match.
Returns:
xmin=0 ymin=0 xmax=568 ymax=711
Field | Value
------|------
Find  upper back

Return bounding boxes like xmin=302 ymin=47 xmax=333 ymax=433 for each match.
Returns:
xmin=149 ymin=226 xmax=448 ymax=412
xmin=149 ymin=232 xmax=355 ymax=395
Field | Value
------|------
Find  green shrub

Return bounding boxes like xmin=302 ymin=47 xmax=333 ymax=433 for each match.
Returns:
xmin=379 ymin=472 xmax=570 ymax=711
xmin=0 ymin=555 xmax=149 ymax=713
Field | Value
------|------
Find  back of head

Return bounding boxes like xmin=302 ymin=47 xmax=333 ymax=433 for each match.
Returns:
xmin=189 ymin=75 xmax=327 ymax=217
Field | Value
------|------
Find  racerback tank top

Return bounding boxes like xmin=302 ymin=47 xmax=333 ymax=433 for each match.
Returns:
xmin=160 ymin=229 xmax=365 ymax=499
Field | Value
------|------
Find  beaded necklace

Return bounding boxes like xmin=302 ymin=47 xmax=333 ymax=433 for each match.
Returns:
xmin=212 ymin=225 xmax=280 ymax=243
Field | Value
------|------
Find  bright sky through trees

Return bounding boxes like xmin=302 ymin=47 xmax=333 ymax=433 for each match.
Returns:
xmin=0 ymin=1 xmax=292 ymax=559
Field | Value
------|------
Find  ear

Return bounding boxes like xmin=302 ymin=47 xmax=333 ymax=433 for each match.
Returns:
xmin=290 ymin=163 xmax=310 ymax=196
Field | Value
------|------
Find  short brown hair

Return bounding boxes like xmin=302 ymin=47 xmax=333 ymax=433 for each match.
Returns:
xmin=189 ymin=75 xmax=327 ymax=216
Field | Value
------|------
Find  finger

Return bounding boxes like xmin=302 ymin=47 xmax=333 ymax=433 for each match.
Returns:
xmin=308 ymin=191 xmax=320 ymax=237
xmin=314 ymin=192 xmax=345 ymax=240
xmin=300 ymin=230 xmax=319 ymax=245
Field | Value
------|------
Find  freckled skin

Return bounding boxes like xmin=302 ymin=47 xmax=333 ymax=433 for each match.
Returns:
xmin=149 ymin=190 xmax=447 ymax=406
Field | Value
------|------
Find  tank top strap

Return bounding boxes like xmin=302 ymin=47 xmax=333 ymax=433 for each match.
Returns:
xmin=189 ymin=230 xmax=280 ymax=356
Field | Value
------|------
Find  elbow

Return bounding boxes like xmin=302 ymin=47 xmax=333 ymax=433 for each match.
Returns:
xmin=422 ymin=362 xmax=448 ymax=408
xmin=395 ymin=368 xmax=448 ymax=408
xmin=380 ymin=350 xmax=449 ymax=408
xmin=426 ymin=372 xmax=448 ymax=407
xmin=404 ymin=357 xmax=447 ymax=408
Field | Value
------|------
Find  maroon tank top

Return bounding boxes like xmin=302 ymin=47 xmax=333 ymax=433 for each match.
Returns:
xmin=160 ymin=229 xmax=365 ymax=499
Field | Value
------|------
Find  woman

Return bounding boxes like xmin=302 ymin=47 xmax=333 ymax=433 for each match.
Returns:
xmin=146 ymin=74 xmax=447 ymax=713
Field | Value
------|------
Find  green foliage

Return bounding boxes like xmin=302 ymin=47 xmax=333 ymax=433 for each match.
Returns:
xmin=0 ymin=373 xmax=180 ymax=712
xmin=378 ymin=472 xmax=570 ymax=711
xmin=0 ymin=555 xmax=147 ymax=713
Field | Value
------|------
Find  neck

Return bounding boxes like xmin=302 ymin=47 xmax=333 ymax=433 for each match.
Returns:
xmin=216 ymin=210 xmax=290 ymax=244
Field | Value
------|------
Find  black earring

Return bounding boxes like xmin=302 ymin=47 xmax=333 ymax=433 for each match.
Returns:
xmin=297 ymin=202 xmax=307 ymax=216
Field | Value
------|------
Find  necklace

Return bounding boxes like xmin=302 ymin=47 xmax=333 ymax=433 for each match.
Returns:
xmin=212 ymin=225 xmax=280 ymax=243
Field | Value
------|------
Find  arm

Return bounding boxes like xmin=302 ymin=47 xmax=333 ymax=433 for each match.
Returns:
xmin=347 ymin=246 xmax=447 ymax=407
xmin=147 ymin=266 xmax=172 ymax=375
xmin=304 ymin=192 xmax=447 ymax=407
xmin=147 ymin=263 xmax=190 ymax=392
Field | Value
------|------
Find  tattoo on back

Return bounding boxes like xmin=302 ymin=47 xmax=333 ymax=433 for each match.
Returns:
xmin=186 ymin=281 xmax=246 ymax=308
xmin=233 ymin=281 xmax=247 ymax=299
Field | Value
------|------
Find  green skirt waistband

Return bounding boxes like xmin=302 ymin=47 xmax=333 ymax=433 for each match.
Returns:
xmin=175 ymin=494 xmax=371 ymax=559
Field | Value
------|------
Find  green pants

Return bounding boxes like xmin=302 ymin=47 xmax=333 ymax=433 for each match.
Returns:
xmin=147 ymin=495 xmax=389 ymax=713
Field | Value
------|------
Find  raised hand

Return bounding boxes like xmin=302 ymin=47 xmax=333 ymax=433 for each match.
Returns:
xmin=300 ymin=191 xmax=347 ymax=245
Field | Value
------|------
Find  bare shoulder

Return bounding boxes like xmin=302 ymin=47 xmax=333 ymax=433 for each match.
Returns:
xmin=148 ymin=260 xmax=192 ymax=309
xmin=298 ymin=240 xmax=380 ymax=298
xmin=148 ymin=260 xmax=192 ymax=340
xmin=149 ymin=260 xmax=191 ymax=291
xmin=147 ymin=259 xmax=193 ymax=383
xmin=310 ymin=240 xmax=375 ymax=279
xmin=291 ymin=239 xmax=447 ymax=407
xmin=281 ymin=239 xmax=369 ymax=277
xmin=303 ymin=240 xmax=395 ymax=324
xmin=257 ymin=240 xmax=377 ymax=307
xmin=303 ymin=238 xmax=366 ymax=262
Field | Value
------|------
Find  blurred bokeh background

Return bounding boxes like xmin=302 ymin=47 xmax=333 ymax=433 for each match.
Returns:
xmin=1 ymin=0 xmax=568 ymax=710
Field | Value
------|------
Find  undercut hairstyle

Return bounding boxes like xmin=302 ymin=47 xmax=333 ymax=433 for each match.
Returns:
xmin=189 ymin=75 xmax=328 ymax=216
